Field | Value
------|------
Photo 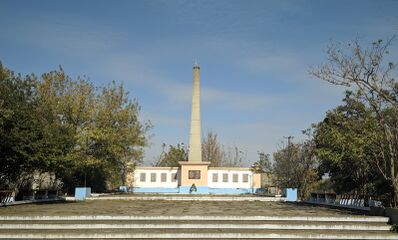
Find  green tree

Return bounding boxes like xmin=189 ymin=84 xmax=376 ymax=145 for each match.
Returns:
xmin=273 ymin=136 xmax=318 ymax=199
xmin=36 ymin=68 xmax=152 ymax=191
xmin=251 ymin=151 xmax=272 ymax=173
xmin=314 ymin=92 xmax=390 ymax=198
xmin=311 ymin=37 xmax=398 ymax=205
xmin=0 ymin=63 xmax=151 ymax=193
xmin=88 ymin=81 xmax=151 ymax=188
xmin=35 ymin=67 xmax=97 ymax=192
xmin=0 ymin=63 xmax=48 ymax=190
xmin=155 ymin=143 xmax=188 ymax=167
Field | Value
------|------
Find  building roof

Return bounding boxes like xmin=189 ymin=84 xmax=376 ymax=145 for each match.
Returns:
xmin=135 ymin=166 xmax=179 ymax=170
xmin=208 ymin=167 xmax=251 ymax=171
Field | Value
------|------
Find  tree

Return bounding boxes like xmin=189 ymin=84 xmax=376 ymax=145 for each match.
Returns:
xmin=251 ymin=151 xmax=272 ymax=173
xmin=0 ymin=63 xmax=152 ymax=193
xmin=35 ymin=67 xmax=96 ymax=192
xmin=202 ymin=130 xmax=246 ymax=167
xmin=202 ymin=130 xmax=225 ymax=166
xmin=273 ymin=139 xmax=300 ymax=187
xmin=223 ymin=146 xmax=246 ymax=167
xmin=314 ymin=92 xmax=388 ymax=197
xmin=273 ymin=136 xmax=318 ymax=199
xmin=0 ymin=63 xmax=48 ymax=190
xmin=81 ymin=81 xmax=151 ymax=189
xmin=155 ymin=143 xmax=188 ymax=167
xmin=311 ymin=37 xmax=398 ymax=206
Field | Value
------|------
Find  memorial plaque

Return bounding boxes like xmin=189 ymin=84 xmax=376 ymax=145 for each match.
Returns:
xmin=188 ymin=170 xmax=201 ymax=179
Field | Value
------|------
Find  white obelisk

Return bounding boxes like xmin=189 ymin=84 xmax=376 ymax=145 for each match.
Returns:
xmin=188 ymin=61 xmax=202 ymax=163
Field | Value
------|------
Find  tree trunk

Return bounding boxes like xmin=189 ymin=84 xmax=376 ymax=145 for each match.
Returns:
xmin=392 ymin=180 xmax=398 ymax=207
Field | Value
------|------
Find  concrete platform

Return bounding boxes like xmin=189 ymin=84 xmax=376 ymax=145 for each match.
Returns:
xmin=87 ymin=195 xmax=285 ymax=201
xmin=0 ymin=200 xmax=370 ymax=217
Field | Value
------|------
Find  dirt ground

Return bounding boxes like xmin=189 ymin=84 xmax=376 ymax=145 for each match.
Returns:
xmin=0 ymin=200 xmax=364 ymax=217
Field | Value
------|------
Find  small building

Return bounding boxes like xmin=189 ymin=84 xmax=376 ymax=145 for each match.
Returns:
xmin=132 ymin=166 xmax=261 ymax=194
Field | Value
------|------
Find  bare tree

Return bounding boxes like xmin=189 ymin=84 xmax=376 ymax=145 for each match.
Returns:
xmin=223 ymin=146 xmax=246 ymax=167
xmin=202 ymin=130 xmax=225 ymax=166
xmin=311 ymin=37 xmax=398 ymax=205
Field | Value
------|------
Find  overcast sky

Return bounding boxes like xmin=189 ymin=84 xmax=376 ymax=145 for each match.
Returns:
xmin=1 ymin=0 xmax=397 ymax=166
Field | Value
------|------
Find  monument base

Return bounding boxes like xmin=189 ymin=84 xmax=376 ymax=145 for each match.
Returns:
xmin=179 ymin=186 xmax=209 ymax=194
xmin=179 ymin=161 xmax=211 ymax=187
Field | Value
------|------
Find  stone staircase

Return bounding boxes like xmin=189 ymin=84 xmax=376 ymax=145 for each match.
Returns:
xmin=0 ymin=215 xmax=396 ymax=239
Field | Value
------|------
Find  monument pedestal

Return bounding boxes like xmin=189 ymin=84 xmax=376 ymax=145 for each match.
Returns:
xmin=179 ymin=161 xmax=210 ymax=194
xmin=178 ymin=186 xmax=210 ymax=194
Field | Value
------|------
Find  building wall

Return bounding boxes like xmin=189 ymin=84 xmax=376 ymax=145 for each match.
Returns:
xmin=133 ymin=167 xmax=179 ymax=188
xmin=253 ymin=173 xmax=261 ymax=189
xmin=208 ymin=168 xmax=255 ymax=189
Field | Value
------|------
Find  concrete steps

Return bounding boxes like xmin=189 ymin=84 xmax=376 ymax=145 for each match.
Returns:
xmin=0 ymin=221 xmax=390 ymax=231
xmin=0 ymin=215 xmax=395 ymax=239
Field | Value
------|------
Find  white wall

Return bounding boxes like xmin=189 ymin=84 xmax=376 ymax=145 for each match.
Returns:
xmin=132 ymin=167 xmax=255 ymax=189
xmin=133 ymin=168 xmax=179 ymax=188
xmin=207 ymin=169 xmax=254 ymax=189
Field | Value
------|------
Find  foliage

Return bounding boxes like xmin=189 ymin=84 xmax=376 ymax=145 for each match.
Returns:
xmin=273 ymin=135 xmax=318 ymax=199
xmin=251 ymin=151 xmax=272 ymax=173
xmin=0 ymin=63 xmax=47 ymax=190
xmin=314 ymin=92 xmax=388 ymax=196
xmin=0 ymin=63 xmax=151 ymax=193
xmin=34 ymin=67 xmax=96 ymax=192
xmin=311 ymin=37 xmax=398 ymax=206
xmin=155 ymin=143 xmax=188 ymax=167
xmin=390 ymin=224 xmax=398 ymax=233
xmin=85 ymin=81 xmax=151 ymax=188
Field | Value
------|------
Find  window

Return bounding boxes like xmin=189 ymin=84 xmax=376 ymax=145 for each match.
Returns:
xmin=243 ymin=174 xmax=249 ymax=183
xmin=222 ymin=173 xmax=228 ymax=182
xmin=212 ymin=173 xmax=218 ymax=182
xmin=188 ymin=170 xmax=201 ymax=179
xmin=150 ymin=173 xmax=157 ymax=182
xmin=171 ymin=173 xmax=177 ymax=182
xmin=140 ymin=173 xmax=146 ymax=182
xmin=161 ymin=173 xmax=167 ymax=182
xmin=233 ymin=174 xmax=239 ymax=183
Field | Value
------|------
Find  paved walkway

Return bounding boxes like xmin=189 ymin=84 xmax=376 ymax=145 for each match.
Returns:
xmin=0 ymin=199 xmax=365 ymax=217
xmin=87 ymin=195 xmax=285 ymax=202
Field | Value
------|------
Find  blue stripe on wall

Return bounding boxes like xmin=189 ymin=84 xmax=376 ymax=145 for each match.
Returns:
xmin=131 ymin=187 xmax=179 ymax=193
xmin=179 ymin=186 xmax=209 ymax=194
xmin=131 ymin=187 xmax=261 ymax=194
xmin=209 ymin=188 xmax=255 ymax=194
